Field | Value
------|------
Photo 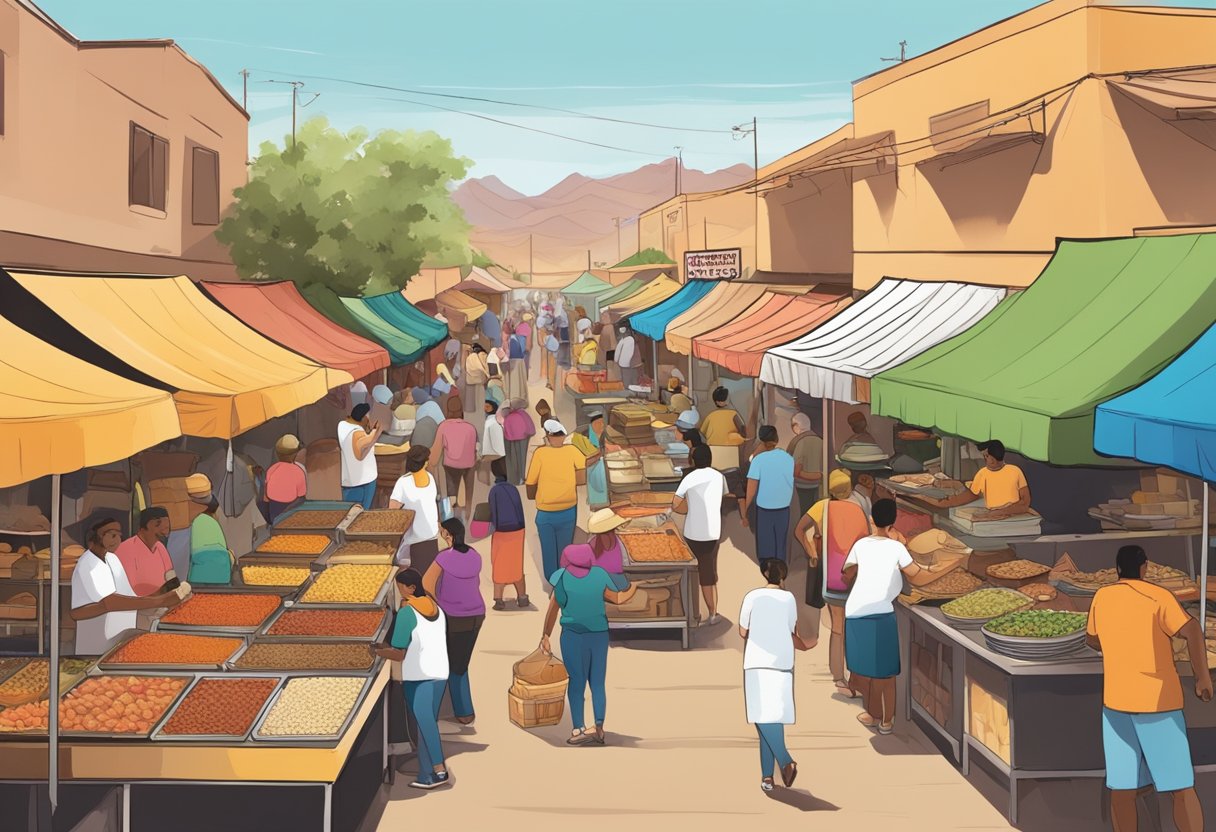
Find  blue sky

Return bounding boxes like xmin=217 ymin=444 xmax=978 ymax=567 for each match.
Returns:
xmin=36 ymin=0 xmax=1216 ymax=193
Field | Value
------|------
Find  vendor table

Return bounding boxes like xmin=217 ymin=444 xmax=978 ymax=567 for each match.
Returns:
xmin=899 ymin=604 xmax=1216 ymax=829
xmin=0 ymin=665 xmax=391 ymax=832
xmin=609 ymin=523 xmax=698 ymax=650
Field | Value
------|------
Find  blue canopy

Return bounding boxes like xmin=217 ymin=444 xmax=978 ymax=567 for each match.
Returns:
xmin=627 ymin=279 xmax=718 ymax=340
xmin=1094 ymin=322 xmax=1216 ymax=481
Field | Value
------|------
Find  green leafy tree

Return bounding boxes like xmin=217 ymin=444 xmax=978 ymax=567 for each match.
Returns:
xmin=217 ymin=117 xmax=473 ymax=296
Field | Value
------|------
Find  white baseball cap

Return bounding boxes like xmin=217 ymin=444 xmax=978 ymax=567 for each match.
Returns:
xmin=543 ymin=419 xmax=567 ymax=435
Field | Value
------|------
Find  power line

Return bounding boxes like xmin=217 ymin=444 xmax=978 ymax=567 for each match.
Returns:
xmin=245 ymin=69 xmax=735 ymax=134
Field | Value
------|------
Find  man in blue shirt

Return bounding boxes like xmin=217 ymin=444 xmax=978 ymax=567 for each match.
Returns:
xmin=741 ymin=425 xmax=795 ymax=562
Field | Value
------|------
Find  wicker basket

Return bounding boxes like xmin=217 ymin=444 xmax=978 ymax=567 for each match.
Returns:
xmin=508 ymin=679 xmax=567 ymax=729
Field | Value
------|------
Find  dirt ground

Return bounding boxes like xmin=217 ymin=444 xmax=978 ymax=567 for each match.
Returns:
xmin=361 ymin=374 xmax=1013 ymax=832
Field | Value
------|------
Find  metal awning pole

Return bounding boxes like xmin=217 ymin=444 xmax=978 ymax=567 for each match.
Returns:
xmin=49 ymin=473 xmax=61 ymax=812
xmin=651 ymin=341 xmax=658 ymax=401
xmin=1202 ymin=483 xmax=1210 ymax=636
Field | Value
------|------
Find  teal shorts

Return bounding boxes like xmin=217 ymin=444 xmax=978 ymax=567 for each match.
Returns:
xmin=1101 ymin=707 xmax=1194 ymax=793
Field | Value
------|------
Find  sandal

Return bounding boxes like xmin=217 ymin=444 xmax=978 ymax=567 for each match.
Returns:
xmin=589 ymin=726 xmax=606 ymax=745
xmin=834 ymin=680 xmax=860 ymax=699
xmin=760 ymin=777 xmax=775 ymax=793
xmin=566 ymin=730 xmax=595 ymax=746
xmin=856 ymin=712 xmax=879 ymax=730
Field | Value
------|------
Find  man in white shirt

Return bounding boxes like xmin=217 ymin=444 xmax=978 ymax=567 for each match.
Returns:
xmin=70 ymin=518 xmax=180 ymax=656
xmin=842 ymin=498 xmax=925 ymax=734
xmin=389 ymin=446 xmax=441 ymax=574
xmin=338 ymin=403 xmax=383 ymax=509
xmin=615 ymin=326 xmax=640 ymax=388
xmin=674 ymin=444 xmax=727 ymax=624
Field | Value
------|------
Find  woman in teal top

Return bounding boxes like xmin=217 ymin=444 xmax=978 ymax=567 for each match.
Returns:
xmin=540 ymin=546 xmax=636 ymax=746
xmin=189 ymin=498 xmax=232 ymax=585
xmin=570 ymin=411 xmax=608 ymax=508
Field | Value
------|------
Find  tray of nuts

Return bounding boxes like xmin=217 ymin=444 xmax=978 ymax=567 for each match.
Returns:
xmin=259 ymin=607 xmax=391 ymax=642
xmin=320 ymin=540 xmax=399 ymax=566
xmin=295 ymin=564 xmax=395 ymax=608
xmin=251 ymin=674 xmax=372 ymax=746
xmin=227 ymin=640 xmax=378 ymax=673
xmin=150 ymin=675 xmax=283 ymax=743
xmin=345 ymin=509 xmax=415 ymax=541
xmin=272 ymin=505 xmax=360 ymax=534
xmin=98 ymin=632 xmax=246 ymax=672
xmin=254 ymin=534 xmax=336 ymax=559
xmin=154 ymin=592 xmax=283 ymax=634
xmin=985 ymin=559 xmax=1051 ymax=588
xmin=620 ymin=529 xmax=694 ymax=564
xmin=236 ymin=562 xmax=317 ymax=590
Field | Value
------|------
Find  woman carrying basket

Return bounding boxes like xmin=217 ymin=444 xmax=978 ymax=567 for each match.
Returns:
xmin=541 ymin=547 xmax=638 ymax=746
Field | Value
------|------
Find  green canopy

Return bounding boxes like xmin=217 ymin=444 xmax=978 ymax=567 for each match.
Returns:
xmin=562 ymin=271 xmax=614 ymax=296
xmin=594 ymin=278 xmax=645 ymax=306
xmin=870 ymin=234 xmax=1216 ymax=465
xmin=339 ymin=293 xmax=447 ymax=365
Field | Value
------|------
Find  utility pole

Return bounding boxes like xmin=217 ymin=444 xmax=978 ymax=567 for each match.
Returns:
xmin=704 ymin=217 xmax=708 ymax=248
xmin=528 ymin=234 xmax=533 ymax=282
xmin=613 ymin=217 xmax=622 ymax=262
xmin=240 ymin=69 xmax=250 ymax=111
xmin=732 ymin=119 xmax=759 ymax=271
xmin=636 ymin=217 xmax=641 ymax=255
xmin=673 ymin=147 xmax=684 ymax=196
xmin=267 ymin=79 xmax=320 ymax=147
xmin=587 ymin=250 xmax=592 ymax=272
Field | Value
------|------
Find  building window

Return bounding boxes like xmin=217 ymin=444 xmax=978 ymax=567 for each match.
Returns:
xmin=129 ymin=123 xmax=168 ymax=211
xmin=191 ymin=146 xmax=220 ymax=225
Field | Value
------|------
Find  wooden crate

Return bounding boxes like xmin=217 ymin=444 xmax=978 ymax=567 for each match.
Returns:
xmin=508 ymin=688 xmax=566 ymax=729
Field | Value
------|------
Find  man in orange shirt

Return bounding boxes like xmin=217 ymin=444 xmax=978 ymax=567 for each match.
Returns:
xmin=925 ymin=439 xmax=1031 ymax=520
xmin=1086 ymin=545 xmax=1212 ymax=832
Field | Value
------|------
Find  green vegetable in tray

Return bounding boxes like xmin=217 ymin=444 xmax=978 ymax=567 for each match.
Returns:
xmin=942 ymin=589 xmax=1030 ymax=620
xmin=985 ymin=610 xmax=1088 ymax=638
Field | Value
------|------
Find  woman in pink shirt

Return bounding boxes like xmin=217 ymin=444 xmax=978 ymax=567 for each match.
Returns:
xmin=502 ymin=398 xmax=536 ymax=485
xmin=432 ymin=397 xmax=479 ymax=524
xmin=264 ymin=435 xmax=308 ymax=523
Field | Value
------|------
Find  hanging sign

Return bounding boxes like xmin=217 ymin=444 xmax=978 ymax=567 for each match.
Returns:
xmin=684 ymin=248 xmax=742 ymax=280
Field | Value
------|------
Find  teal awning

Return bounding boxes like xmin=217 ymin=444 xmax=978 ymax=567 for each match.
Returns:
xmin=871 ymin=234 xmax=1216 ymax=465
xmin=338 ymin=292 xmax=448 ymax=365
xmin=562 ymin=271 xmax=614 ymax=296
xmin=629 ymin=279 xmax=718 ymax=340
xmin=594 ymin=278 xmax=645 ymax=306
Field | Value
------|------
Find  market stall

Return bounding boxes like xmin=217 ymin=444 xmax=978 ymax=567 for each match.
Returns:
xmin=602 ymin=274 xmax=680 ymax=323
xmin=606 ymin=518 xmax=699 ymax=649
xmin=434 ymin=288 xmax=487 ymax=333
xmin=559 ymin=271 xmax=615 ymax=320
xmin=200 ymin=281 xmax=390 ymax=383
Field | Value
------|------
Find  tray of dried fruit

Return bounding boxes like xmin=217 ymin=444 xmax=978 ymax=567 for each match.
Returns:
xmin=619 ymin=528 xmax=694 ymax=565
xmin=58 ymin=673 xmax=195 ymax=740
xmin=0 ymin=659 xmax=95 ymax=736
xmin=940 ymin=588 xmax=1034 ymax=628
xmin=911 ymin=568 xmax=985 ymax=601
xmin=292 ymin=564 xmax=396 ymax=610
xmin=149 ymin=674 xmax=284 ymax=743
xmin=233 ymin=559 xmax=318 ymax=591
xmin=250 ymin=534 xmax=337 ymax=561
xmin=343 ymin=509 xmax=416 ymax=542
xmin=271 ymin=502 xmax=361 ymax=535
xmin=153 ymin=591 xmax=284 ymax=635
xmin=985 ymin=559 xmax=1052 ymax=589
xmin=258 ymin=607 xmax=391 ymax=643
xmin=317 ymin=540 xmax=399 ymax=567
xmin=251 ymin=673 xmax=375 ymax=746
xmin=98 ymin=632 xmax=247 ymax=673
xmin=225 ymin=639 xmax=379 ymax=674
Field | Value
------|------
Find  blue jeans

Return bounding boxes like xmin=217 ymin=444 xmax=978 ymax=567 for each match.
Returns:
xmin=561 ymin=629 xmax=609 ymax=731
xmin=756 ymin=722 xmax=793 ymax=778
xmin=341 ymin=481 xmax=377 ymax=509
xmin=755 ymin=506 xmax=790 ymax=561
xmin=403 ymin=679 xmax=447 ymax=773
xmin=537 ymin=506 xmax=577 ymax=584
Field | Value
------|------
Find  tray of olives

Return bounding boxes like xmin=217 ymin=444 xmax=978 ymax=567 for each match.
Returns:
xmin=981 ymin=610 xmax=1089 ymax=659
xmin=940 ymin=588 xmax=1032 ymax=628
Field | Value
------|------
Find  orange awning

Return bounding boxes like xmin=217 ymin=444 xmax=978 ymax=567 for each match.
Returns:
xmin=664 ymin=282 xmax=772 ymax=355
xmin=692 ymin=289 xmax=852 ymax=376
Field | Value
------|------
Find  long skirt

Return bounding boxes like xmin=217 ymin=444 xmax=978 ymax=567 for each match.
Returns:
xmin=506 ymin=439 xmax=529 ymax=485
xmin=845 ymin=613 xmax=901 ymax=679
xmin=491 ymin=529 xmax=526 ymax=584
xmin=504 ymin=361 xmax=528 ymax=404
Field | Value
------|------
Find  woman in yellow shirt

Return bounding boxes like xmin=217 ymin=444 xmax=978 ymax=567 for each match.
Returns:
xmin=699 ymin=386 xmax=747 ymax=446
xmin=927 ymin=440 xmax=1031 ymax=519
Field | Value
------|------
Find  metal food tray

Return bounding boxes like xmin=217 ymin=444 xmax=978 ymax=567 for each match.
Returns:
xmin=620 ymin=528 xmax=695 ymax=565
xmin=257 ymin=606 xmax=391 ymax=643
xmin=0 ymin=657 xmax=32 ymax=689
xmin=58 ymin=672 xmax=196 ymax=740
xmin=291 ymin=567 xmax=395 ymax=609
xmin=0 ymin=670 xmax=94 ymax=739
xmin=250 ymin=536 xmax=338 ymax=562
xmin=149 ymin=673 xmax=285 ymax=743
xmin=96 ymin=632 xmax=248 ymax=673
xmin=153 ymin=592 xmax=285 ymax=635
xmin=271 ymin=503 xmax=361 ymax=535
xmin=343 ymin=509 xmax=415 ymax=541
xmin=251 ymin=672 xmax=375 ymax=746
xmin=224 ymin=638 xmax=381 ymax=674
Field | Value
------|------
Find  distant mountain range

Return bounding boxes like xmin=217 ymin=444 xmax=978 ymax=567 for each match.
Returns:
xmin=452 ymin=159 xmax=753 ymax=278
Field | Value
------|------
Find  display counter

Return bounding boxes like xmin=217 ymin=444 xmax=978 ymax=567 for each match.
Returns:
xmin=608 ymin=524 xmax=698 ymax=650
xmin=899 ymin=603 xmax=1216 ymax=829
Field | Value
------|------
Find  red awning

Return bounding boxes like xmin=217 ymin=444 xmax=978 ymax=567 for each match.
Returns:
xmin=692 ymin=289 xmax=852 ymax=376
xmin=201 ymin=280 xmax=389 ymax=381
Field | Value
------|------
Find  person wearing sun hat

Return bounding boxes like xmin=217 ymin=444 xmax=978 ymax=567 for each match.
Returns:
xmin=264 ymin=435 xmax=307 ymax=523
xmin=542 ymin=506 xmax=639 ymax=746
xmin=186 ymin=473 xmax=233 ymax=586
xmin=525 ymin=417 xmax=586 ymax=585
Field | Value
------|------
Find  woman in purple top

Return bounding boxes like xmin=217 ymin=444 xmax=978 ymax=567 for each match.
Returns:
xmin=560 ymin=508 xmax=631 ymax=592
xmin=423 ymin=518 xmax=486 ymax=724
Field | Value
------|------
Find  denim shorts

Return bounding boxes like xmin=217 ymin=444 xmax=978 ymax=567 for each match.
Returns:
xmin=1101 ymin=707 xmax=1194 ymax=792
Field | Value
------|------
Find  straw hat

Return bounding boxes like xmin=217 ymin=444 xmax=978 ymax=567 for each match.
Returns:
xmin=275 ymin=434 xmax=301 ymax=455
xmin=587 ymin=508 xmax=627 ymax=535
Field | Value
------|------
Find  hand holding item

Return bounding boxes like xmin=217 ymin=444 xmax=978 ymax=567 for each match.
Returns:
xmin=1197 ymin=675 xmax=1214 ymax=703
xmin=539 ymin=635 xmax=552 ymax=655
